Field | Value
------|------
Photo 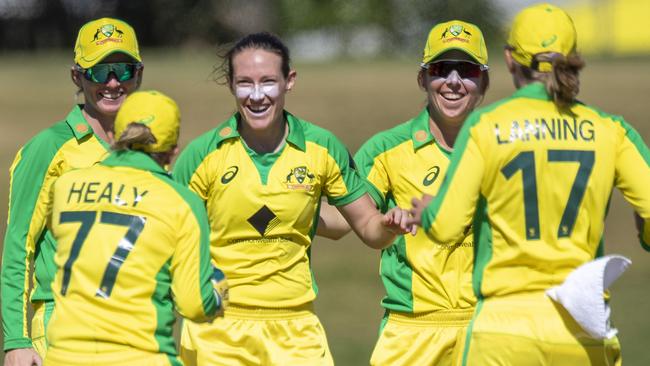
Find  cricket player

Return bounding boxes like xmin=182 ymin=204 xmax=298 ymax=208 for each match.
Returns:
xmin=44 ymin=90 xmax=228 ymax=366
xmin=357 ymin=20 xmax=489 ymax=366
xmin=173 ymin=32 xmax=412 ymax=366
xmin=410 ymin=4 xmax=649 ymax=365
xmin=1 ymin=17 xmax=143 ymax=366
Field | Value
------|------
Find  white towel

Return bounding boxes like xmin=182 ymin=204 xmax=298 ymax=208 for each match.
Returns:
xmin=545 ymin=255 xmax=632 ymax=340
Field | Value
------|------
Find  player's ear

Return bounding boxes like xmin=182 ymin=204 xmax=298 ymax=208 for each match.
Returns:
xmin=134 ymin=65 xmax=144 ymax=89
xmin=417 ymin=69 xmax=426 ymax=90
xmin=285 ymin=69 xmax=297 ymax=92
xmin=504 ymin=48 xmax=516 ymax=74
xmin=71 ymin=67 xmax=82 ymax=88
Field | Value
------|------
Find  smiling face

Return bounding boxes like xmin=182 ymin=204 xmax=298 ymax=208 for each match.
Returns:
xmin=419 ymin=50 xmax=485 ymax=126
xmin=72 ymin=52 xmax=142 ymax=119
xmin=230 ymin=48 xmax=296 ymax=132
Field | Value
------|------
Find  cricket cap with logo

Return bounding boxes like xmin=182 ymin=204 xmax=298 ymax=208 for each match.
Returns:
xmin=422 ymin=20 xmax=488 ymax=69
xmin=74 ymin=17 xmax=141 ymax=68
xmin=507 ymin=3 xmax=577 ymax=72
xmin=115 ymin=91 xmax=180 ymax=153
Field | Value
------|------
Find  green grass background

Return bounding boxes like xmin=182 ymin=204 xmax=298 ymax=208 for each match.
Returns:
xmin=0 ymin=51 xmax=649 ymax=365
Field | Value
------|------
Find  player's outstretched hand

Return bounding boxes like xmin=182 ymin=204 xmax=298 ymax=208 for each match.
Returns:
xmin=211 ymin=266 xmax=229 ymax=316
xmin=408 ymin=194 xmax=434 ymax=227
xmin=382 ymin=207 xmax=417 ymax=236
xmin=3 ymin=348 xmax=42 ymax=366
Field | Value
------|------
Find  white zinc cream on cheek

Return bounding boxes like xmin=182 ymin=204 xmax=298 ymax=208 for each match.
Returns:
xmin=235 ymin=83 xmax=281 ymax=101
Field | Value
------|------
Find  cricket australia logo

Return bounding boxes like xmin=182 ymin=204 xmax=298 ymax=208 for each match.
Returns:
xmin=285 ymin=166 xmax=315 ymax=191
xmin=441 ymin=24 xmax=472 ymax=43
xmin=93 ymin=24 xmax=124 ymax=44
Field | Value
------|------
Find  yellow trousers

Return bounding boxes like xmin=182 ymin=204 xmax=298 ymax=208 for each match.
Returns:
xmin=370 ymin=308 xmax=474 ymax=366
xmin=462 ymin=291 xmax=621 ymax=366
xmin=181 ymin=303 xmax=334 ymax=366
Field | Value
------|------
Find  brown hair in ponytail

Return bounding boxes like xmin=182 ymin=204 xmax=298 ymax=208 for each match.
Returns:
xmin=111 ymin=122 xmax=157 ymax=151
xmin=524 ymin=52 xmax=585 ymax=114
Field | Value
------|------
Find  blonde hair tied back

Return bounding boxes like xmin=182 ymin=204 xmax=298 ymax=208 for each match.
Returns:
xmin=112 ymin=122 xmax=157 ymax=151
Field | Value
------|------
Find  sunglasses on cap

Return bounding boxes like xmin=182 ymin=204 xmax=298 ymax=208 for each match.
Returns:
xmin=75 ymin=62 xmax=142 ymax=84
xmin=421 ymin=60 xmax=487 ymax=79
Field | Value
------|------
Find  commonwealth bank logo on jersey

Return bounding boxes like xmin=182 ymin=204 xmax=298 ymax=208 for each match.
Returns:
xmin=285 ymin=166 xmax=315 ymax=191
xmin=248 ymin=205 xmax=281 ymax=236
xmin=92 ymin=24 xmax=124 ymax=45
xmin=440 ymin=24 xmax=472 ymax=43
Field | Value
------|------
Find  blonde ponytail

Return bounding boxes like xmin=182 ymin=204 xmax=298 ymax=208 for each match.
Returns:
xmin=112 ymin=122 xmax=157 ymax=151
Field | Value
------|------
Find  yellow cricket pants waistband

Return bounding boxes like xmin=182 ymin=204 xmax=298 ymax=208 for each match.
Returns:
xmin=224 ymin=303 xmax=316 ymax=320
xmin=388 ymin=308 xmax=474 ymax=327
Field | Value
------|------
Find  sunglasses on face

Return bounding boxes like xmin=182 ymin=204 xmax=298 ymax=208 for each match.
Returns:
xmin=76 ymin=63 xmax=142 ymax=84
xmin=422 ymin=61 xmax=487 ymax=79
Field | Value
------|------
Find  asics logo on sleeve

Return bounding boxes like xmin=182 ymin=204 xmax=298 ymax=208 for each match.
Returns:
xmin=221 ymin=166 xmax=239 ymax=184
xmin=423 ymin=166 xmax=441 ymax=186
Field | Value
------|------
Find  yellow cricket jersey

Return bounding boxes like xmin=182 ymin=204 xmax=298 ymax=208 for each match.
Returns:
xmin=422 ymin=82 xmax=650 ymax=300
xmin=1 ymin=106 xmax=109 ymax=351
xmin=173 ymin=111 xmax=366 ymax=308
xmin=47 ymin=150 xmax=220 ymax=364
xmin=354 ymin=108 xmax=475 ymax=313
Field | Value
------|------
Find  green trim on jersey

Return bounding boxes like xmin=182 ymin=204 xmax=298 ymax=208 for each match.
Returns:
xmin=354 ymin=108 xmax=445 ymax=209
xmin=102 ymin=150 xmax=168 ymax=175
xmin=641 ymin=223 xmax=650 ymax=252
xmin=581 ymin=104 xmax=650 ymax=251
xmin=461 ymin=299 xmax=484 ymax=366
xmin=378 ymin=234 xmax=413 ymax=311
xmin=174 ymin=110 xmax=365 ymax=308
xmin=209 ymin=112 xmax=307 ymax=152
xmin=583 ymin=104 xmax=650 ymax=166
xmin=1 ymin=105 xmax=104 ymax=351
xmin=154 ymin=176 xmax=219 ymax=317
xmin=377 ymin=310 xmax=390 ymax=337
xmin=471 ymin=195 xmax=492 ymax=299
xmin=152 ymin=261 xmax=178 ymax=358
xmin=355 ymin=109 xmax=465 ymax=314
xmin=299 ymin=113 xmax=365 ymax=206
xmin=243 ymin=144 xmax=285 ymax=185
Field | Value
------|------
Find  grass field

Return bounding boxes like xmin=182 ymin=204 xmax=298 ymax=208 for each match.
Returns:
xmin=0 ymin=51 xmax=649 ymax=365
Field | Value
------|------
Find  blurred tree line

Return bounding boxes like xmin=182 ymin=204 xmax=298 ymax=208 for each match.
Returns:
xmin=0 ymin=0 xmax=503 ymax=58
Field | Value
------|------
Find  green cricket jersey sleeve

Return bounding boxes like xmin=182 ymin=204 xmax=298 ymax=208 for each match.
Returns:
xmin=169 ymin=184 xmax=222 ymax=321
xmin=1 ymin=125 xmax=69 ymax=350
xmin=2 ymin=106 xmax=107 ymax=351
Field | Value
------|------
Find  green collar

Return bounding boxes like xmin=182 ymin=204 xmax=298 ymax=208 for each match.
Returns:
xmin=65 ymin=105 xmax=95 ymax=140
xmin=213 ymin=111 xmax=306 ymax=152
xmin=410 ymin=108 xmax=435 ymax=150
xmin=101 ymin=150 xmax=169 ymax=175
xmin=511 ymin=82 xmax=551 ymax=101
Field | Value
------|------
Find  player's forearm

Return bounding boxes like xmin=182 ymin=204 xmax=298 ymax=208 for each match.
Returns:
xmin=316 ymin=201 xmax=352 ymax=240
xmin=354 ymin=213 xmax=397 ymax=249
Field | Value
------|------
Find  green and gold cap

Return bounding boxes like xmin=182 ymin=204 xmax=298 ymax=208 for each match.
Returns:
xmin=507 ymin=3 xmax=577 ymax=72
xmin=115 ymin=91 xmax=180 ymax=153
xmin=422 ymin=20 xmax=488 ymax=67
xmin=74 ymin=18 xmax=141 ymax=68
